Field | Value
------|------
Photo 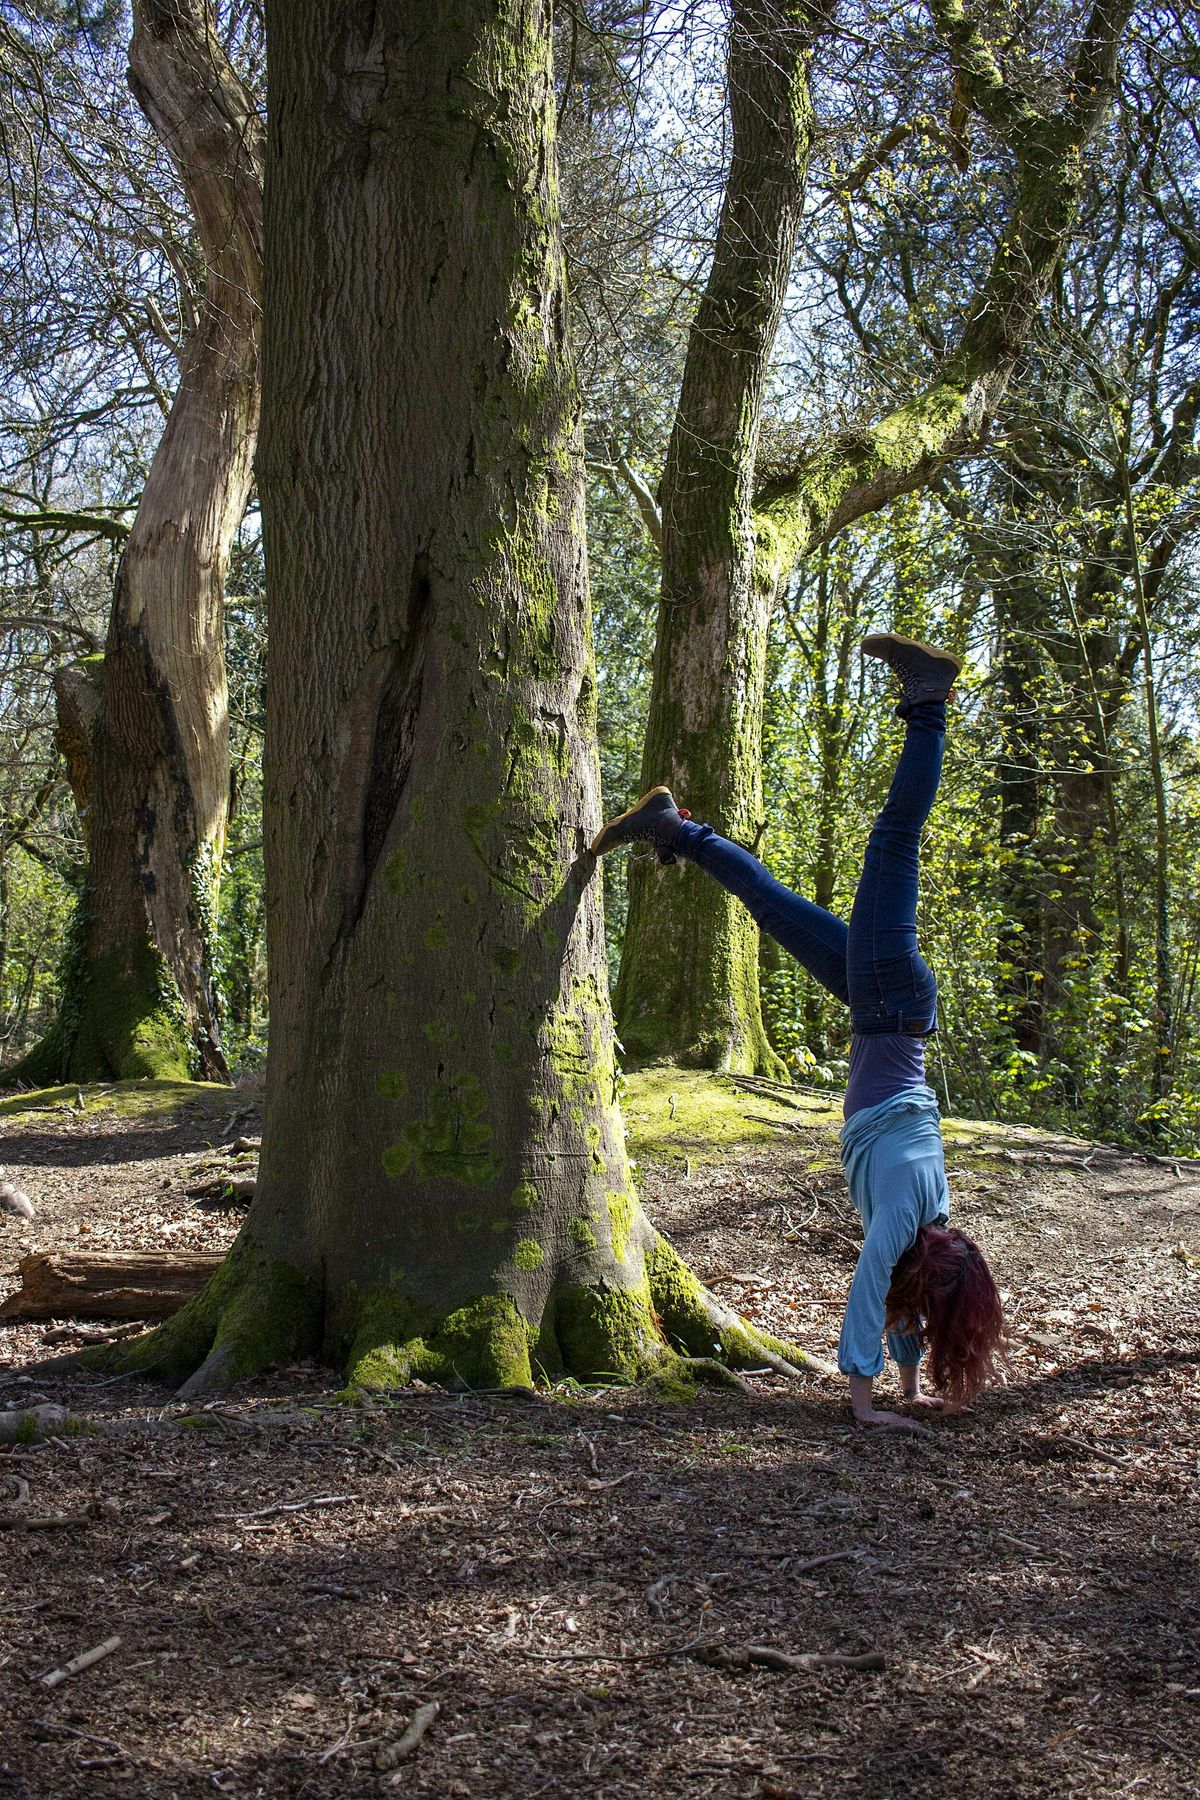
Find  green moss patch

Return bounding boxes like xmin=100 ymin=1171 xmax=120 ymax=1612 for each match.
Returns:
xmin=620 ymin=1068 xmax=832 ymax=1166
xmin=0 ymin=1078 xmax=230 ymax=1122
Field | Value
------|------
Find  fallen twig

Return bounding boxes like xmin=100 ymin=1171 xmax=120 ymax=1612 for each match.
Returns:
xmin=377 ymin=1701 xmax=440 ymax=1773
xmin=40 ymin=1633 xmax=122 ymax=1689
xmin=33 ymin=1719 xmax=126 ymax=1757
xmin=994 ymin=1531 xmax=1056 ymax=1558
xmin=745 ymin=1112 xmax=810 ymax=1133
xmin=216 ymin=1492 xmax=354 ymax=1522
xmin=515 ymin=1634 xmax=723 ymax=1665
xmin=0 ymin=1512 xmax=89 ymax=1530
xmin=42 ymin=1321 xmax=144 ymax=1347
xmin=788 ymin=1548 xmax=864 ymax=1575
xmin=1050 ymin=1433 xmax=1132 ymax=1469
xmin=743 ymin=1644 xmax=885 ymax=1675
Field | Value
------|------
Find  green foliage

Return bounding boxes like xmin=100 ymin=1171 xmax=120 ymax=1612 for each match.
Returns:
xmin=755 ymin=497 xmax=1200 ymax=1156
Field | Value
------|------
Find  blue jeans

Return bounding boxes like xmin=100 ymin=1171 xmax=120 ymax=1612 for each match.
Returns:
xmin=674 ymin=701 xmax=944 ymax=1036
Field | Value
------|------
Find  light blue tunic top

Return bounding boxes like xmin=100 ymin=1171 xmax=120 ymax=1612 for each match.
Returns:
xmin=837 ymin=1084 xmax=950 ymax=1378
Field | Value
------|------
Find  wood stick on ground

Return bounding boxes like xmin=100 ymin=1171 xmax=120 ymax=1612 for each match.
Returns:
xmin=995 ymin=1531 xmax=1057 ymax=1558
xmin=42 ymin=1321 xmax=146 ymax=1347
xmin=214 ymin=1492 xmax=354 ymax=1522
xmin=40 ymin=1634 xmax=122 ymax=1689
xmin=377 ymin=1701 xmax=440 ymax=1773
xmin=788 ymin=1548 xmax=864 ymax=1575
xmin=746 ymin=1113 xmax=810 ymax=1133
xmin=0 ymin=1250 xmax=222 ymax=1322
xmin=516 ymin=1634 xmax=724 ymax=1665
xmin=1053 ymin=1433 xmax=1132 ymax=1469
xmin=744 ymin=1645 xmax=886 ymax=1674
xmin=32 ymin=1720 xmax=126 ymax=1757
xmin=0 ymin=1512 xmax=90 ymax=1530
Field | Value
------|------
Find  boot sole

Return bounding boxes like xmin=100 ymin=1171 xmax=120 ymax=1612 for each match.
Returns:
xmin=590 ymin=785 xmax=675 ymax=856
xmin=861 ymin=632 xmax=963 ymax=678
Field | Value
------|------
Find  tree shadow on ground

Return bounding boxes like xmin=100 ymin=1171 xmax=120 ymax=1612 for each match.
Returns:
xmin=0 ymin=1096 xmax=256 ymax=1172
xmin=7 ymin=1362 xmax=1196 ymax=1797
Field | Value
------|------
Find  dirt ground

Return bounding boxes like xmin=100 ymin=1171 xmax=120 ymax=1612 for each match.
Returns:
xmin=1 ymin=1076 xmax=1197 ymax=1799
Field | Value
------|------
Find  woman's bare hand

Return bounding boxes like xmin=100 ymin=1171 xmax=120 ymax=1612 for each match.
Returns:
xmin=902 ymin=1392 xmax=945 ymax=1411
xmin=853 ymin=1406 xmax=935 ymax=1437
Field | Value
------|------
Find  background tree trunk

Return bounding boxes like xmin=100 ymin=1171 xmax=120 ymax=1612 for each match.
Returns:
xmin=617 ymin=0 xmax=1133 ymax=1077
xmin=109 ymin=0 xmax=820 ymax=1400
xmin=614 ymin=0 xmax=826 ymax=1076
xmin=7 ymin=0 xmax=263 ymax=1086
xmin=993 ymin=566 xmax=1047 ymax=1056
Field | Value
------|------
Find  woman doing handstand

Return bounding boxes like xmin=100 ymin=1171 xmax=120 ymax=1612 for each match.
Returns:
xmin=592 ymin=634 xmax=1005 ymax=1431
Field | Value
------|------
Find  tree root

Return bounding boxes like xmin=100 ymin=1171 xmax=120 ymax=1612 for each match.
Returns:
xmin=76 ymin=1239 xmax=322 ymax=1400
xmin=0 ymin=1400 xmax=321 ymax=1445
xmin=646 ymin=1234 xmax=837 ymax=1380
xmin=33 ymin=1229 xmax=835 ymax=1404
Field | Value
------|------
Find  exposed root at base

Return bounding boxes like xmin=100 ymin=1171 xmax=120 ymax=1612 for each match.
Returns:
xmin=80 ymin=1239 xmax=321 ymax=1400
xmin=60 ymin=1232 xmax=834 ymax=1403
xmin=646 ymin=1235 xmax=838 ymax=1380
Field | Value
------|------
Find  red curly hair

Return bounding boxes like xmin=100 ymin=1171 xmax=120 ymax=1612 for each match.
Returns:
xmin=885 ymin=1224 xmax=1005 ymax=1407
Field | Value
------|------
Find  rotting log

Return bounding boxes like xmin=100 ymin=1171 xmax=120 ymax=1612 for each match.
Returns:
xmin=0 ymin=1251 xmax=222 ymax=1322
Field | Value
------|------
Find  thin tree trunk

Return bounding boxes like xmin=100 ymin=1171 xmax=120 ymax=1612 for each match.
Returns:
xmin=1116 ymin=425 xmax=1173 ymax=1097
xmin=615 ymin=0 xmax=827 ymax=1076
xmin=102 ymin=0 xmax=824 ymax=1401
xmin=7 ymin=0 xmax=262 ymax=1086
xmin=993 ymin=568 xmax=1046 ymax=1055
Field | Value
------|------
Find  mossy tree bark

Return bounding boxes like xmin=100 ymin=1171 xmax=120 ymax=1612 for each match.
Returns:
xmin=107 ymin=0 xmax=827 ymax=1400
xmin=7 ymin=0 xmax=262 ymax=1086
xmin=616 ymin=0 xmax=828 ymax=1077
xmin=618 ymin=0 xmax=1134 ymax=1073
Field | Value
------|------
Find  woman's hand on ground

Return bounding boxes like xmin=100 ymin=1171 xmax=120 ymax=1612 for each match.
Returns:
xmin=848 ymin=1374 xmax=935 ymax=1436
xmin=853 ymin=1405 xmax=935 ymax=1437
xmin=902 ymin=1392 xmax=944 ymax=1411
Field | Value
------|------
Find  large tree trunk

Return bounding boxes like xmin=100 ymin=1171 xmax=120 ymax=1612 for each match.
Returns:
xmin=615 ymin=0 xmax=824 ymax=1077
xmin=617 ymin=0 xmax=1133 ymax=1074
xmin=7 ymin=1 xmax=262 ymax=1086
xmin=104 ymin=0 xmax=823 ymax=1401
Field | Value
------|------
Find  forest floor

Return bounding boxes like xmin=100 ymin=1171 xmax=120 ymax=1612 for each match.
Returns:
xmin=0 ymin=1071 xmax=1197 ymax=1799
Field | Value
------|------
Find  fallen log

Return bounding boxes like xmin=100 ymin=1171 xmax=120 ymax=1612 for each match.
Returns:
xmin=0 ymin=1250 xmax=221 ymax=1322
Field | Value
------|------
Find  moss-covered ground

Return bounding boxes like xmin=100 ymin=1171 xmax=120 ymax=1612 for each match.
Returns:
xmin=0 ymin=1077 xmax=232 ymax=1123
xmin=620 ymin=1067 xmax=836 ymax=1166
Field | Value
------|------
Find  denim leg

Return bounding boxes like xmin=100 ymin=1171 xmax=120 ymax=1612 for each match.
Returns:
xmin=887 ymin=1328 xmax=924 ymax=1367
xmin=675 ymin=822 xmax=850 ymax=1005
xmin=846 ymin=700 xmax=945 ymax=1025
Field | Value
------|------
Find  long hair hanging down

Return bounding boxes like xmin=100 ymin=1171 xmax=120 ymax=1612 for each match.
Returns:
xmin=885 ymin=1224 xmax=1006 ymax=1407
